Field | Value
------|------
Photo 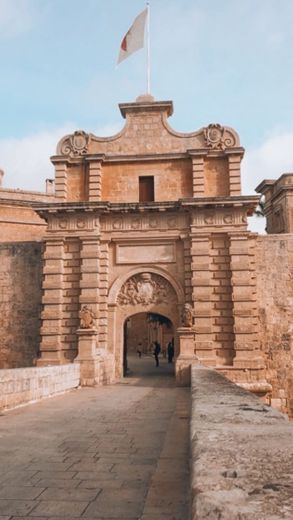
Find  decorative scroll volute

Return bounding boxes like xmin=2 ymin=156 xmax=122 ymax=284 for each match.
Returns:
xmin=204 ymin=124 xmax=237 ymax=150
xmin=59 ymin=131 xmax=90 ymax=158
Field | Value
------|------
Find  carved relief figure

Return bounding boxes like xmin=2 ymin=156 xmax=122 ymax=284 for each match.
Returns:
xmin=79 ymin=305 xmax=95 ymax=329
xmin=181 ymin=303 xmax=194 ymax=328
xmin=117 ymin=273 xmax=175 ymax=306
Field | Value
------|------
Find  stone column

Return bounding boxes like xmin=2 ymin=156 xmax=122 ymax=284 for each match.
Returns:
xmin=191 ymin=233 xmax=217 ymax=365
xmin=54 ymin=161 xmax=67 ymax=200
xmin=86 ymin=155 xmax=104 ymax=202
xmin=38 ymin=238 xmax=65 ymax=365
xmin=229 ymin=233 xmax=263 ymax=368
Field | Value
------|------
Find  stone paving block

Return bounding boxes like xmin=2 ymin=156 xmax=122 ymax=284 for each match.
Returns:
xmin=74 ymin=471 xmax=118 ymax=481
xmin=39 ymin=487 xmax=100 ymax=502
xmin=78 ymin=479 xmax=121 ymax=490
xmin=29 ymin=500 xmax=89 ymax=517
xmin=36 ymin=478 xmax=81 ymax=489
xmin=82 ymin=498 xmax=143 ymax=518
xmin=0 ymin=500 xmax=36 ymax=516
xmin=0 ymin=487 xmax=44 ymax=500
xmin=33 ymin=471 xmax=76 ymax=480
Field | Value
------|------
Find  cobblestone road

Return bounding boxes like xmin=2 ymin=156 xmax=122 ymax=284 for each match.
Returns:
xmin=0 ymin=355 xmax=190 ymax=519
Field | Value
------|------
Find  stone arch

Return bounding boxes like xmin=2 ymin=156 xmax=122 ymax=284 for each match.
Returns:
xmin=107 ymin=267 xmax=183 ymax=380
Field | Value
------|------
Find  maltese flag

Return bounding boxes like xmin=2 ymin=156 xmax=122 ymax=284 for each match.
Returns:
xmin=117 ymin=8 xmax=148 ymax=64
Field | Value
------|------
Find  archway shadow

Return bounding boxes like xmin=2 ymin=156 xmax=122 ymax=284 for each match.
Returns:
xmin=119 ymin=353 xmax=176 ymax=388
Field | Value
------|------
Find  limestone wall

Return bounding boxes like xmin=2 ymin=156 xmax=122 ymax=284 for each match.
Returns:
xmin=0 ymin=364 xmax=80 ymax=411
xmin=256 ymin=234 xmax=293 ymax=417
xmin=0 ymin=242 xmax=42 ymax=368
xmin=190 ymin=366 xmax=293 ymax=519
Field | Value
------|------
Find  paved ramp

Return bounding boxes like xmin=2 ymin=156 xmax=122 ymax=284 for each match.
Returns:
xmin=0 ymin=355 xmax=190 ymax=519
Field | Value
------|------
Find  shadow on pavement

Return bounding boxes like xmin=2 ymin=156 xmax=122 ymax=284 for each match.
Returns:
xmin=120 ymin=354 xmax=175 ymax=388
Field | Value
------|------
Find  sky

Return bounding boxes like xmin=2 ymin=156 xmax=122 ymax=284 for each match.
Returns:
xmin=1 ymin=0 xmax=293 ymax=233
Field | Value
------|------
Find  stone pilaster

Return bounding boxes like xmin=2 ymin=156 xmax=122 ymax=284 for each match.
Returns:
xmin=79 ymin=237 xmax=100 ymax=327
xmin=191 ymin=233 xmax=217 ymax=365
xmin=38 ymin=238 xmax=65 ymax=365
xmin=97 ymin=241 xmax=109 ymax=351
xmin=229 ymin=234 xmax=263 ymax=368
xmin=227 ymin=153 xmax=242 ymax=196
xmin=189 ymin=151 xmax=206 ymax=197
xmin=75 ymin=329 xmax=103 ymax=386
xmin=176 ymin=327 xmax=197 ymax=386
xmin=54 ymin=162 xmax=67 ymax=200
xmin=87 ymin=156 xmax=104 ymax=201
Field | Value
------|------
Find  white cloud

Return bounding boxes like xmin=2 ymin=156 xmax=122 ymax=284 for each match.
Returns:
xmin=0 ymin=0 xmax=36 ymax=39
xmin=0 ymin=123 xmax=125 ymax=192
xmin=242 ymin=131 xmax=293 ymax=195
xmin=0 ymin=125 xmax=75 ymax=192
xmin=243 ymin=130 xmax=293 ymax=233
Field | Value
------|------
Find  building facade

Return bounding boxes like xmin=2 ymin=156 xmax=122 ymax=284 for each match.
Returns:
xmin=1 ymin=95 xmax=293 ymax=414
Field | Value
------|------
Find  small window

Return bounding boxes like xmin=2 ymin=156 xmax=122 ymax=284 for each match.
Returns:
xmin=139 ymin=176 xmax=154 ymax=202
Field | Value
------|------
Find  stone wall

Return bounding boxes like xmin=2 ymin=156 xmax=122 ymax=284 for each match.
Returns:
xmin=190 ymin=366 xmax=293 ymax=519
xmin=0 ymin=242 xmax=42 ymax=368
xmin=0 ymin=364 xmax=80 ymax=411
xmin=256 ymin=234 xmax=293 ymax=417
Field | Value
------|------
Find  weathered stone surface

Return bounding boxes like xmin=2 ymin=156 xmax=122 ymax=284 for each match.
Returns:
xmin=190 ymin=366 xmax=293 ymax=519
xmin=0 ymin=242 xmax=42 ymax=368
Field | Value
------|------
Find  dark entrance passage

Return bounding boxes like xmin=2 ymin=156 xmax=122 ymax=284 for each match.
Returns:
xmin=123 ymin=312 xmax=175 ymax=378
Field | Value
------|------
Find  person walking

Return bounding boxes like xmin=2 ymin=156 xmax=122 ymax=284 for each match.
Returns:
xmin=153 ymin=341 xmax=161 ymax=367
xmin=167 ymin=339 xmax=174 ymax=363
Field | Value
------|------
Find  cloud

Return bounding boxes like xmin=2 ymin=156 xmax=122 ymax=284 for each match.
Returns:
xmin=0 ymin=123 xmax=124 ymax=192
xmin=242 ymin=130 xmax=293 ymax=194
xmin=243 ymin=130 xmax=293 ymax=233
xmin=0 ymin=0 xmax=37 ymax=39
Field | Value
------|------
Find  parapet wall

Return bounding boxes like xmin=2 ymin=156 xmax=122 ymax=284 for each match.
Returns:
xmin=190 ymin=366 xmax=293 ymax=519
xmin=0 ymin=364 xmax=80 ymax=411
xmin=0 ymin=242 xmax=42 ymax=368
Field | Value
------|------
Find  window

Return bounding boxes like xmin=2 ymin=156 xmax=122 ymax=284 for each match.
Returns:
xmin=139 ymin=176 xmax=154 ymax=202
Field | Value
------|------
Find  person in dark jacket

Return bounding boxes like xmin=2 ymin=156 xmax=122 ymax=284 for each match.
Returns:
xmin=167 ymin=339 xmax=174 ymax=363
xmin=153 ymin=341 xmax=161 ymax=367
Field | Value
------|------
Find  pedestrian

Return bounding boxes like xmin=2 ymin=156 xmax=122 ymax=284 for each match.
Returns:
xmin=137 ymin=342 xmax=142 ymax=358
xmin=167 ymin=339 xmax=174 ymax=363
xmin=153 ymin=341 xmax=161 ymax=367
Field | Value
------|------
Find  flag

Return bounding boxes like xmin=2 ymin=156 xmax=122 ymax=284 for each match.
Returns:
xmin=117 ymin=8 xmax=148 ymax=64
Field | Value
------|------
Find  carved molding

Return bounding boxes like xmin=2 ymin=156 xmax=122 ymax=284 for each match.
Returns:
xmin=191 ymin=210 xmax=247 ymax=228
xmin=48 ymin=215 xmax=100 ymax=233
xmin=117 ymin=272 xmax=176 ymax=307
xmin=204 ymin=124 xmax=237 ymax=150
xmin=101 ymin=213 xmax=188 ymax=232
xmin=59 ymin=131 xmax=90 ymax=158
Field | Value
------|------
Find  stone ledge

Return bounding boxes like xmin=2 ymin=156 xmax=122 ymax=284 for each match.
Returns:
xmin=190 ymin=366 xmax=293 ymax=519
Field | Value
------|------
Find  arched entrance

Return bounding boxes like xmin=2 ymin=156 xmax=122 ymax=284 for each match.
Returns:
xmin=123 ymin=312 xmax=175 ymax=376
xmin=108 ymin=268 xmax=184 ymax=381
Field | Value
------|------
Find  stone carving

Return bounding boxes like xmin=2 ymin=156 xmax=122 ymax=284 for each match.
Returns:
xmin=79 ymin=305 xmax=95 ymax=329
xmin=181 ymin=303 xmax=194 ymax=328
xmin=60 ymin=131 xmax=90 ymax=158
xmin=117 ymin=273 xmax=174 ymax=306
xmin=204 ymin=124 xmax=236 ymax=150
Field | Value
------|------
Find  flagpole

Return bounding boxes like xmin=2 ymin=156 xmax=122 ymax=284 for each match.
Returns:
xmin=146 ymin=1 xmax=151 ymax=94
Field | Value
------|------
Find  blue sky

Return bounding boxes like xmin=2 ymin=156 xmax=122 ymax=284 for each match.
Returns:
xmin=1 ymin=0 xmax=293 ymax=231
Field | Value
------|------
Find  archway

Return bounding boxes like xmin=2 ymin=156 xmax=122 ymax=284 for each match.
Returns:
xmin=108 ymin=268 xmax=184 ymax=381
xmin=123 ymin=312 xmax=175 ymax=377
